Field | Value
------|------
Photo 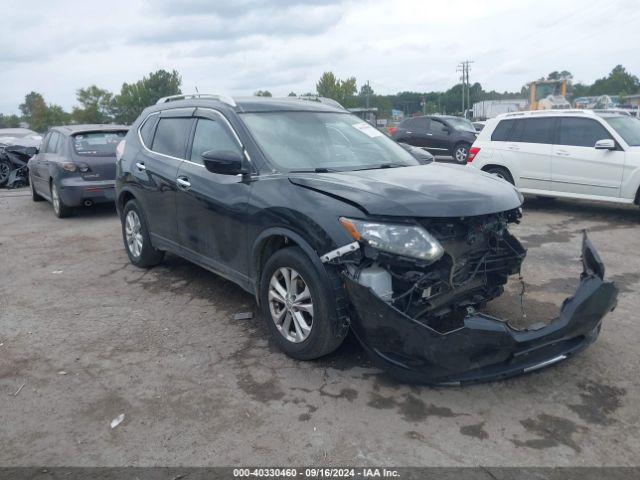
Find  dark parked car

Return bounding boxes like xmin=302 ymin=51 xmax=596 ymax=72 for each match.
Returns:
xmin=28 ymin=124 xmax=128 ymax=217
xmin=392 ymin=115 xmax=478 ymax=163
xmin=115 ymin=94 xmax=617 ymax=384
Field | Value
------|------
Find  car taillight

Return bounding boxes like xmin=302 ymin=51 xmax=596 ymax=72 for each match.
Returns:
xmin=115 ymin=140 xmax=126 ymax=162
xmin=388 ymin=126 xmax=397 ymax=136
xmin=467 ymin=146 xmax=480 ymax=163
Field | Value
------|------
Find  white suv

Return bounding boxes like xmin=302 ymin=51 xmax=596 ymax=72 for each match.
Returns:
xmin=468 ymin=110 xmax=640 ymax=206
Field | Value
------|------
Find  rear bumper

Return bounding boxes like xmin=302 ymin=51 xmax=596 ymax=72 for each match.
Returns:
xmin=58 ymin=178 xmax=115 ymax=206
xmin=345 ymin=233 xmax=618 ymax=385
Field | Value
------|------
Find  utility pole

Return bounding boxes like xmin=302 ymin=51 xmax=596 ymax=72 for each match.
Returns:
xmin=365 ymin=80 xmax=370 ymax=109
xmin=457 ymin=60 xmax=474 ymax=117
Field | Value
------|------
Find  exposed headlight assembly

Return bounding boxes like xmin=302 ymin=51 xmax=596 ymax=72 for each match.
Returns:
xmin=340 ymin=217 xmax=444 ymax=263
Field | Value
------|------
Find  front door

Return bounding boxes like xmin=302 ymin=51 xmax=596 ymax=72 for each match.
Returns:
xmin=425 ymin=118 xmax=452 ymax=154
xmin=175 ymin=109 xmax=252 ymax=280
xmin=551 ymin=117 xmax=624 ymax=198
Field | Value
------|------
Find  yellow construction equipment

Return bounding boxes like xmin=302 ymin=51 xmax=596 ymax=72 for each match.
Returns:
xmin=528 ymin=79 xmax=568 ymax=110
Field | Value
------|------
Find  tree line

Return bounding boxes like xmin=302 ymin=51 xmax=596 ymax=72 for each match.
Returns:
xmin=1 ymin=64 xmax=638 ymax=131
xmin=0 ymin=69 xmax=182 ymax=131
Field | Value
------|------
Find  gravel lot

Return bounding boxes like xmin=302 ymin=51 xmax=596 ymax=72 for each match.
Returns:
xmin=1 ymin=187 xmax=639 ymax=467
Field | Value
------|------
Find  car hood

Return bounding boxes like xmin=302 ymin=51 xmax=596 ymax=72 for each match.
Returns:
xmin=289 ymin=163 xmax=523 ymax=217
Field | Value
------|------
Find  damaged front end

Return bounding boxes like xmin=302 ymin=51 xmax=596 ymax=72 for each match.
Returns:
xmin=327 ymin=211 xmax=618 ymax=385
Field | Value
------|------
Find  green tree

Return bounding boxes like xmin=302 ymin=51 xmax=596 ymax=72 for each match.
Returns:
xmin=287 ymin=91 xmax=297 ymax=97
xmin=72 ymin=85 xmax=114 ymax=124
xmin=316 ymin=71 xmax=357 ymax=107
xmin=0 ymin=114 xmax=21 ymax=128
xmin=46 ymin=105 xmax=71 ymax=128
xmin=112 ymin=69 xmax=182 ymax=124
xmin=19 ymin=92 xmax=49 ymax=131
xmin=254 ymin=90 xmax=272 ymax=97
xmin=589 ymin=65 xmax=640 ymax=96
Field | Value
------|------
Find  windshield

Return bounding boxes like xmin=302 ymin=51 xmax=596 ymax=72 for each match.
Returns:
xmin=446 ymin=117 xmax=476 ymax=133
xmin=72 ymin=131 xmax=127 ymax=156
xmin=241 ymin=111 xmax=419 ymax=172
xmin=604 ymin=116 xmax=640 ymax=146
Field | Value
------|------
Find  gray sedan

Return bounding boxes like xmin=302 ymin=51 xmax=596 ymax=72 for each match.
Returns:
xmin=28 ymin=124 xmax=128 ymax=217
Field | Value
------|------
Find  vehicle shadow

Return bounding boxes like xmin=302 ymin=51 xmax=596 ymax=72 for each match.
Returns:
xmin=71 ymin=202 xmax=118 ymax=218
xmin=523 ymin=196 xmax=639 ymax=223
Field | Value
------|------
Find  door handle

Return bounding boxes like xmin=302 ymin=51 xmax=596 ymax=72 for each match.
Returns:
xmin=507 ymin=145 xmax=520 ymax=151
xmin=135 ymin=162 xmax=146 ymax=171
xmin=555 ymin=150 xmax=570 ymax=156
xmin=426 ymin=133 xmax=433 ymax=136
xmin=176 ymin=177 xmax=191 ymax=190
xmin=405 ymin=131 xmax=413 ymax=134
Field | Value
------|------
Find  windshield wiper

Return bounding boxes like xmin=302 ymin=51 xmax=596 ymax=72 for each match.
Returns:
xmin=352 ymin=163 xmax=406 ymax=171
xmin=288 ymin=167 xmax=339 ymax=173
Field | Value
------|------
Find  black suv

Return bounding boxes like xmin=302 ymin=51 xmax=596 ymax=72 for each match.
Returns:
xmin=115 ymin=94 xmax=617 ymax=384
xmin=392 ymin=115 xmax=477 ymax=163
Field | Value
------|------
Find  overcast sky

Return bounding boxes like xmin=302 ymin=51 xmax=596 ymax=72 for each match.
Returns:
xmin=1 ymin=0 xmax=638 ymax=114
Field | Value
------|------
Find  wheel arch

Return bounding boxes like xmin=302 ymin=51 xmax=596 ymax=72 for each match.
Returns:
xmin=117 ymin=188 xmax=137 ymax=215
xmin=481 ymin=163 xmax=515 ymax=182
xmin=251 ymin=227 xmax=329 ymax=303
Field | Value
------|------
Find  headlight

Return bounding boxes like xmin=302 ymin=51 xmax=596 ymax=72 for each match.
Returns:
xmin=340 ymin=217 xmax=444 ymax=262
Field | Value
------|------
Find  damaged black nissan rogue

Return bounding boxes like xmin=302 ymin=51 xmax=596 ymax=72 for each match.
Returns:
xmin=115 ymin=94 xmax=618 ymax=385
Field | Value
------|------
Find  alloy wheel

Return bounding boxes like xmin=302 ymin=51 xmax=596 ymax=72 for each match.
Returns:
xmin=125 ymin=210 xmax=144 ymax=258
xmin=455 ymin=146 xmax=468 ymax=163
xmin=51 ymin=184 xmax=60 ymax=214
xmin=268 ymin=267 xmax=314 ymax=343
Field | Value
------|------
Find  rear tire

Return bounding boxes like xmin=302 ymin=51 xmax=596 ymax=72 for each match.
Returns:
xmin=259 ymin=247 xmax=347 ymax=360
xmin=484 ymin=166 xmax=514 ymax=185
xmin=51 ymin=181 xmax=72 ymax=218
xmin=452 ymin=143 xmax=470 ymax=164
xmin=30 ymin=175 xmax=44 ymax=201
xmin=121 ymin=199 xmax=164 ymax=268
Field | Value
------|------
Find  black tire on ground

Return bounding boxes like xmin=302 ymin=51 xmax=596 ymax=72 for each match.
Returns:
xmin=121 ymin=198 xmax=165 ymax=268
xmin=30 ymin=176 xmax=44 ymax=201
xmin=452 ymin=143 xmax=470 ymax=164
xmin=483 ymin=166 xmax=514 ymax=185
xmin=50 ymin=181 xmax=73 ymax=218
xmin=259 ymin=246 xmax=348 ymax=360
xmin=0 ymin=159 xmax=12 ymax=187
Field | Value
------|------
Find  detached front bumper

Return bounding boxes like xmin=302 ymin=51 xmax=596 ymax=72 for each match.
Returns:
xmin=345 ymin=233 xmax=618 ymax=385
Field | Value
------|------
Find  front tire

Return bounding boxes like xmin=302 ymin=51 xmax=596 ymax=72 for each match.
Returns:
xmin=453 ymin=143 xmax=470 ymax=163
xmin=121 ymin=199 xmax=164 ymax=267
xmin=259 ymin=247 xmax=347 ymax=360
xmin=0 ymin=160 xmax=12 ymax=187
xmin=51 ymin=181 xmax=72 ymax=218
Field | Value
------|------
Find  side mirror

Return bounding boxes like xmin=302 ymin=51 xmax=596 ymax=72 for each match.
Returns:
xmin=594 ymin=139 xmax=615 ymax=150
xmin=201 ymin=150 xmax=246 ymax=175
xmin=398 ymin=142 xmax=434 ymax=164
xmin=25 ymin=147 xmax=38 ymax=156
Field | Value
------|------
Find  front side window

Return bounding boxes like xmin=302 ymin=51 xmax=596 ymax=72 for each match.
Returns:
xmin=429 ymin=120 xmax=448 ymax=134
xmin=446 ymin=117 xmax=476 ymax=133
xmin=241 ymin=111 xmax=418 ymax=172
xmin=139 ymin=114 xmax=159 ymax=148
xmin=190 ymin=118 xmax=241 ymax=165
xmin=73 ymin=131 xmax=127 ymax=156
xmin=152 ymin=117 xmax=193 ymax=159
xmin=557 ymin=118 xmax=613 ymax=147
xmin=604 ymin=116 xmax=640 ymax=146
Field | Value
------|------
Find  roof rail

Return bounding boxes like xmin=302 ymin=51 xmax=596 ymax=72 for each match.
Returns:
xmin=156 ymin=93 xmax=236 ymax=107
xmin=502 ymin=109 xmax=595 ymax=118
xmin=297 ymin=95 xmax=346 ymax=110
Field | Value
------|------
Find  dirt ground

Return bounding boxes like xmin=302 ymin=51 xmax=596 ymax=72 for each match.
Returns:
xmin=1 ymin=187 xmax=639 ymax=467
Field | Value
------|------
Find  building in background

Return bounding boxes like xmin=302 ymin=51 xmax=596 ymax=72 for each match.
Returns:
xmin=472 ymin=99 xmax=528 ymax=120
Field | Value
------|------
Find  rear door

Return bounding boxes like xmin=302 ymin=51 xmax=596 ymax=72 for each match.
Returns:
xmin=551 ymin=117 xmax=624 ymax=198
xmin=175 ymin=108 xmax=252 ymax=279
xmin=503 ymin=117 xmax=555 ymax=191
xmin=396 ymin=117 xmax=431 ymax=148
xmin=136 ymin=109 xmax=194 ymax=243
xmin=31 ymin=132 xmax=53 ymax=192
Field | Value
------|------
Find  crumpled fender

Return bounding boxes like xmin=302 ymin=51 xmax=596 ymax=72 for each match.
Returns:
xmin=345 ymin=232 xmax=618 ymax=385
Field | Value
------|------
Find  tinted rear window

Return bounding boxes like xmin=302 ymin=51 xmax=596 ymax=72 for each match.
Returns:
xmin=139 ymin=114 xmax=159 ymax=148
xmin=73 ymin=131 xmax=127 ymax=156
xmin=490 ymin=120 xmax=514 ymax=141
xmin=152 ymin=118 xmax=193 ymax=159
xmin=513 ymin=118 xmax=555 ymax=144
